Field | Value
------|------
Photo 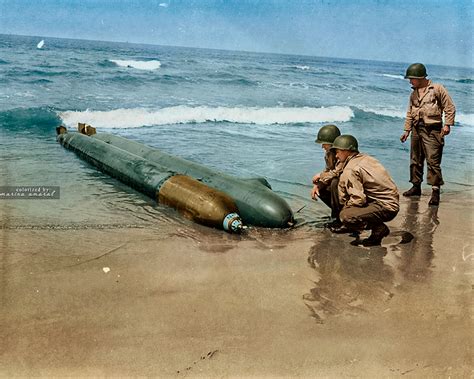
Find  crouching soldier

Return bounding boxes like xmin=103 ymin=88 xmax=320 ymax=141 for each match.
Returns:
xmin=330 ymin=135 xmax=400 ymax=246
xmin=311 ymin=124 xmax=343 ymax=228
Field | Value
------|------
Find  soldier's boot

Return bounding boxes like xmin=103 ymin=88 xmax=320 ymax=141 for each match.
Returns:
xmin=324 ymin=219 xmax=342 ymax=229
xmin=403 ymin=185 xmax=421 ymax=197
xmin=361 ymin=224 xmax=390 ymax=246
xmin=330 ymin=223 xmax=354 ymax=234
xmin=428 ymin=188 xmax=440 ymax=206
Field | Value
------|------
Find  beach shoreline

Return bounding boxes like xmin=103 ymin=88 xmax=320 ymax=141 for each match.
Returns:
xmin=1 ymin=190 xmax=473 ymax=377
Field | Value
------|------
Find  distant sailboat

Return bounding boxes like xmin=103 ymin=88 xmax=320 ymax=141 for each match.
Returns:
xmin=37 ymin=40 xmax=45 ymax=49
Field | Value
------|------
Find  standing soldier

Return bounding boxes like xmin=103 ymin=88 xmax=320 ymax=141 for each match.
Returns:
xmin=400 ymin=63 xmax=456 ymax=206
xmin=330 ymin=135 xmax=399 ymax=246
xmin=311 ymin=124 xmax=343 ymax=228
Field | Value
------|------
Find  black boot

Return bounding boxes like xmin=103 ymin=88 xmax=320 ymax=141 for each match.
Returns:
xmin=360 ymin=224 xmax=390 ymax=246
xmin=329 ymin=224 xmax=353 ymax=234
xmin=428 ymin=188 xmax=440 ymax=206
xmin=324 ymin=219 xmax=342 ymax=229
xmin=403 ymin=185 xmax=421 ymax=197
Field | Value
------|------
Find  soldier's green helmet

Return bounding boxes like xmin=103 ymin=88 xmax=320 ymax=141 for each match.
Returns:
xmin=404 ymin=63 xmax=427 ymax=79
xmin=331 ymin=135 xmax=359 ymax=152
xmin=315 ymin=124 xmax=341 ymax=144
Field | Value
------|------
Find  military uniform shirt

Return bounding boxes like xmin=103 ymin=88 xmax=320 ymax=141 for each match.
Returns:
xmin=338 ymin=153 xmax=399 ymax=212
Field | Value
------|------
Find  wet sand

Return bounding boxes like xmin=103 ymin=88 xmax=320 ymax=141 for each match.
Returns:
xmin=1 ymin=191 xmax=473 ymax=377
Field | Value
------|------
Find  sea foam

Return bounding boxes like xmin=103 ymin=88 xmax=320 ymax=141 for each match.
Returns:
xmin=360 ymin=106 xmax=407 ymax=119
xmin=456 ymin=113 xmax=474 ymax=127
xmin=294 ymin=65 xmax=311 ymax=70
xmin=110 ymin=59 xmax=161 ymax=70
xmin=380 ymin=73 xmax=405 ymax=80
xmin=360 ymin=106 xmax=474 ymax=127
xmin=59 ymin=105 xmax=354 ymax=129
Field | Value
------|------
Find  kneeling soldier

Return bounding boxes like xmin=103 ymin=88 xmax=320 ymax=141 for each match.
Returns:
xmin=331 ymin=135 xmax=400 ymax=246
xmin=311 ymin=124 xmax=343 ymax=227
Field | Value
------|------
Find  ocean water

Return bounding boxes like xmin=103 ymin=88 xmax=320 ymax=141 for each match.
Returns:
xmin=1 ymin=34 xmax=473 ymax=229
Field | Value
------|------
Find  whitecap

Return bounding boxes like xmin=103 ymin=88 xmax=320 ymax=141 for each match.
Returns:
xmin=110 ymin=59 xmax=161 ymax=70
xmin=58 ymin=105 xmax=354 ymax=129
xmin=359 ymin=106 xmax=474 ymax=127
xmin=456 ymin=113 xmax=474 ymax=127
xmin=360 ymin=106 xmax=406 ymax=119
xmin=380 ymin=73 xmax=404 ymax=80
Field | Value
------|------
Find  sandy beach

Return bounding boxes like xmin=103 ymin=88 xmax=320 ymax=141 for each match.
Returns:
xmin=1 ymin=190 xmax=473 ymax=378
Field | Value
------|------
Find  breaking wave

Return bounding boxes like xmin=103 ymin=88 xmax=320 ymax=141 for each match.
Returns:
xmin=58 ymin=105 xmax=354 ymax=128
xmin=456 ymin=113 xmax=474 ymax=127
xmin=358 ymin=106 xmax=474 ymax=127
xmin=359 ymin=106 xmax=406 ymax=119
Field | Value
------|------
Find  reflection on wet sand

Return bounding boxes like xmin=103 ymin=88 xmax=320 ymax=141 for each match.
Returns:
xmin=305 ymin=200 xmax=439 ymax=322
xmin=170 ymin=222 xmax=305 ymax=254
xmin=391 ymin=200 xmax=438 ymax=282
xmin=305 ymin=234 xmax=394 ymax=322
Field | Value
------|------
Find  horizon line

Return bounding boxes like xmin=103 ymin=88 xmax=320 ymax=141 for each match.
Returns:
xmin=2 ymin=32 xmax=472 ymax=71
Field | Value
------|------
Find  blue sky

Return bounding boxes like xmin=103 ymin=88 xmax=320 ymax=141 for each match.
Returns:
xmin=0 ymin=0 xmax=472 ymax=67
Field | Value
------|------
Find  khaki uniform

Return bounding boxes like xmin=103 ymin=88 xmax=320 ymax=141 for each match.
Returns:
xmin=316 ymin=150 xmax=343 ymax=218
xmin=338 ymin=153 xmax=399 ymax=230
xmin=404 ymin=81 xmax=455 ymax=186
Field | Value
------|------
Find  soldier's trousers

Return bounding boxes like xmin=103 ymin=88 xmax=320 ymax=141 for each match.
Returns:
xmin=339 ymin=202 xmax=398 ymax=230
xmin=410 ymin=123 xmax=444 ymax=186
xmin=317 ymin=178 xmax=340 ymax=219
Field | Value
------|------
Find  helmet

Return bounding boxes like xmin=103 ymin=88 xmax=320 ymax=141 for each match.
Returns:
xmin=331 ymin=135 xmax=359 ymax=152
xmin=315 ymin=124 xmax=341 ymax=144
xmin=404 ymin=63 xmax=427 ymax=79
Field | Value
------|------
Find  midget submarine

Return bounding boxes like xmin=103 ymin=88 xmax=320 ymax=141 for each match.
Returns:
xmin=56 ymin=124 xmax=294 ymax=232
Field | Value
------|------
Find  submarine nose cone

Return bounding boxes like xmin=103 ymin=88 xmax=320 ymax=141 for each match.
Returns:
xmin=234 ymin=189 xmax=294 ymax=228
xmin=260 ymin=198 xmax=294 ymax=228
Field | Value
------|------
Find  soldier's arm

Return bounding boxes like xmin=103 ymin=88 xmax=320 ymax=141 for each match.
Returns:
xmin=438 ymin=85 xmax=456 ymax=126
xmin=403 ymin=94 xmax=415 ymax=131
xmin=345 ymin=170 xmax=366 ymax=207
xmin=401 ymin=95 xmax=414 ymax=142
xmin=320 ymin=160 xmax=344 ymax=184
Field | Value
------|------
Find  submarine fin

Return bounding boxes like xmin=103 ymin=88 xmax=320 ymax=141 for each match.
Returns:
xmin=242 ymin=177 xmax=272 ymax=189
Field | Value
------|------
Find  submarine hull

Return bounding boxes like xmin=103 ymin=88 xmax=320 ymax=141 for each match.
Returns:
xmin=159 ymin=174 xmax=241 ymax=230
xmin=91 ymin=133 xmax=294 ymax=228
xmin=57 ymin=131 xmax=242 ymax=232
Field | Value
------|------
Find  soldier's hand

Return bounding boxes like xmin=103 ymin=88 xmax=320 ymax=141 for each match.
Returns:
xmin=440 ymin=125 xmax=451 ymax=137
xmin=312 ymin=174 xmax=321 ymax=184
xmin=311 ymin=185 xmax=319 ymax=200
xmin=400 ymin=131 xmax=410 ymax=143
